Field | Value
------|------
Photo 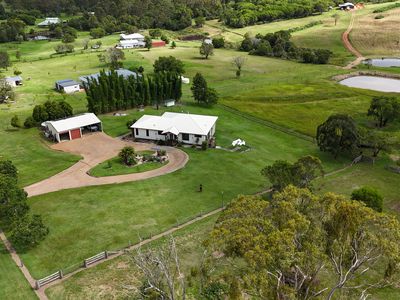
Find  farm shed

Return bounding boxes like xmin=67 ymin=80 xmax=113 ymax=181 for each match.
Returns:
xmin=131 ymin=112 xmax=218 ymax=145
xmin=79 ymin=69 xmax=138 ymax=84
xmin=55 ymin=79 xmax=80 ymax=94
xmin=45 ymin=113 xmax=102 ymax=142
xmin=5 ymin=76 xmax=23 ymax=87
xmin=152 ymin=40 xmax=166 ymax=47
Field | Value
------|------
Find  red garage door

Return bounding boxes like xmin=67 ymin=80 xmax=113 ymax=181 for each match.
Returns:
xmin=70 ymin=128 xmax=81 ymax=140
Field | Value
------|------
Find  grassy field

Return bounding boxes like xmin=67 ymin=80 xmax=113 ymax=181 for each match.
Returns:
xmin=0 ymin=244 xmax=37 ymax=300
xmin=89 ymin=156 xmax=166 ymax=177
xmin=351 ymin=5 xmax=400 ymax=57
xmin=46 ymin=214 xmax=218 ymax=299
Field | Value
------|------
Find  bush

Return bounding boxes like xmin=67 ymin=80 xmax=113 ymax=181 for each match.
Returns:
xmin=9 ymin=215 xmax=49 ymax=253
xmin=157 ymin=150 xmax=166 ymax=157
xmin=10 ymin=115 xmax=21 ymax=128
xmin=375 ymin=15 xmax=384 ymax=19
xmin=90 ymin=27 xmax=106 ymax=39
xmin=201 ymin=140 xmax=208 ymax=150
xmin=0 ymin=160 xmax=18 ymax=179
xmin=351 ymin=186 xmax=383 ymax=212
xmin=212 ymin=37 xmax=225 ymax=48
xmin=119 ymin=146 xmax=136 ymax=166
xmin=24 ymin=116 xmax=37 ymax=128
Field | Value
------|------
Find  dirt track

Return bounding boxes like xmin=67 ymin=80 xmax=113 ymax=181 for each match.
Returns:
xmin=24 ymin=133 xmax=189 ymax=197
xmin=343 ymin=12 xmax=365 ymax=69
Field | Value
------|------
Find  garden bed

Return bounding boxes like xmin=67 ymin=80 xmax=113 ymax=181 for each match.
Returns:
xmin=89 ymin=150 xmax=168 ymax=177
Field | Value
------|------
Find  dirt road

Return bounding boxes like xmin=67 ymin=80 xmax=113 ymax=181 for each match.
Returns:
xmin=343 ymin=12 xmax=365 ymax=69
xmin=24 ymin=133 xmax=188 ymax=197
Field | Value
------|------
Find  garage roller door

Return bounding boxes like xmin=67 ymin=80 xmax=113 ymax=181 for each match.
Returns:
xmin=70 ymin=128 xmax=81 ymax=140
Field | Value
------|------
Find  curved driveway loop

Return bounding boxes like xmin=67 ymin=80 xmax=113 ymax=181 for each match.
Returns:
xmin=25 ymin=133 xmax=189 ymax=197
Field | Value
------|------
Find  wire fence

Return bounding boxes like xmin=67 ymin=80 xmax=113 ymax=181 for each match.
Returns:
xmin=217 ymin=104 xmax=315 ymax=143
xmin=36 ymin=203 xmax=225 ymax=289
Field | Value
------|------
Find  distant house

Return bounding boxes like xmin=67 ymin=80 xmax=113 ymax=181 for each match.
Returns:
xmin=79 ymin=69 xmax=138 ymax=84
xmin=38 ymin=18 xmax=61 ymax=27
xmin=131 ymin=112 xmax=218 ymax=145
xmin=339 ymin=2 xmax=355 ymax=10
xmin=203 ymin=38 xmax=213 ymax=45
xmin=55 ymin=79 xmax=80 ymax=94
xmin=117 ymin=39 xmax=145 ymax=49
xmin=120 ymin=33 xmax=145 ymax=41
xmin=164 ymin=100 xmax=175 ymax=107
xmin=44 ymin=113 xmax=102 ymax=142
xmin=5 ymin=76 xmax=23 ymax=87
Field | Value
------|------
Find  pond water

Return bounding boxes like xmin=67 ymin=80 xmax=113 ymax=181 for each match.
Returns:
xmin=339 ymin=76 xmax=400 ymax=93
xmin=363 ymin=58 xmax=400 ymax=67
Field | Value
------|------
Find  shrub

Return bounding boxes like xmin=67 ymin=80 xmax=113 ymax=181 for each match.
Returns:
xmin=201 ymin=140 xmax=208 ymax=150
xmin=375 ymin=15 xmax=384 ymax=19
xmin=10 ymin=115 xmax=21 ymax=128
xmin=24 ymin=116 xmax=37 ymax=128
xmin=351 ymin=186 xmax=384 ymax=212
xmin=157 ymin=150 xmax=166 ymax=156
xmin=0 ymin=160 xmax=18 ymax=179
xmin=212 ymin=37 xmax=225 ymax=48
xmin=9 ymin=215 xmax=49 ymax=253
xmin=119 ymin=146 xmax=136 ymax=166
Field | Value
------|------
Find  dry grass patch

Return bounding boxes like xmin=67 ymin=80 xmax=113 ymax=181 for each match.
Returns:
xmin=351 ymin=8 xmax=400 ymax=57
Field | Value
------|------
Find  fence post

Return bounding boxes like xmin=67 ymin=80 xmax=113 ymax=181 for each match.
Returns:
xmin=84 ymin=259 xmax=87 ymax=268
xmin=105 ymin=251 xmax=108 ymax=259
xmin=35 ymin=281 xmax=40 ymax=290
xmin=59 ymin=270 xmax=63 ymax=279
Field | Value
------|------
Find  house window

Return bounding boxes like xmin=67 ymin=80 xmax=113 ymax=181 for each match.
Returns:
xmin=195 ymin=135 xmax=202 ymax=138
xmin=146 ymin=129 xmax=149 ymax=137
xmin=158 ymin=131 xmax=163 ymax=135
xmin=135 ymin=128 xmax=139 ymax=136
xmin=182 ymin=133 xmax=189 ymax=141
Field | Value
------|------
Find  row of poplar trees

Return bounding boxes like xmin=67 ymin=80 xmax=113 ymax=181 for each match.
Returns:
xmin=84 ymin=70 xmax=182 ymax=114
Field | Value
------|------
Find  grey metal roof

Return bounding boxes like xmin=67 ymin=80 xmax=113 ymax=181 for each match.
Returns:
xmin=79 ymin=69 xmax=138 ymax=84
xmin=5 ymin=76 xmax=23 ymax=82
xmin=56 ymin=79 xmax=79 ymax=87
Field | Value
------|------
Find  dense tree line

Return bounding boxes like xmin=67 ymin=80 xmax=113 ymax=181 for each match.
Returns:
xmin=84 ymin=70 xmax=182 ymax=114
xmin=5 ymin=0 xmax=221 ymax=31
xmin=240 ymin=30 xmax=332 ymax=64
xmin=0 ymin=19 xmax=26 ymax=43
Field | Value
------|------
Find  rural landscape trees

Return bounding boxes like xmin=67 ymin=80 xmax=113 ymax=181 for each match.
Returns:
xmin=0 ymin=160 xmax=49 ymax=252
xmin=367 ymin=96 xmax=400 ymax=127
xmin=316 ymin=114 xmax=359 ymax=158
xmin=191 ymin=73 xmax=218 ymax=105
xmin=206 ymin=186 xmax=400 ymax=299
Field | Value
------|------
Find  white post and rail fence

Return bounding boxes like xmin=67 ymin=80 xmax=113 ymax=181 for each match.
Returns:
xmin=35 ymin=250 xmax=119 ymax=289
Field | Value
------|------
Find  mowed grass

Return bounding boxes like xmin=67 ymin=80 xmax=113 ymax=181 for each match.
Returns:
xmin=0 ymin=243 xmax=37 ymax=300
xmin=46 ymin=214 xmax=218 ymax=299
xmin=22 ymin=103 xmax=346 ymax=278
xmin=89 ymin=156 xmax=166 ymax=177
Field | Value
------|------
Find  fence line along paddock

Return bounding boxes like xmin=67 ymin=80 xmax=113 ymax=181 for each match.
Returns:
xmin=35 ymin=270 xmax=63 ymax=289
xmin=84 ymin=250 xmax=111 ymax=267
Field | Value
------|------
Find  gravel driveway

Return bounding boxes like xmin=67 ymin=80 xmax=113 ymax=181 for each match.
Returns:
xmin=24 ymin=133 xmax=188 ymax=197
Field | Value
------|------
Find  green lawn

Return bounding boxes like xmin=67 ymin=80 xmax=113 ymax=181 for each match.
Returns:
xmin=0 ymin=243 xmax=37 ymax=300
xmin=89 ymin=156 xmax=166 ymax=177
xmin=46 ymin=214 xmax=218 ymax=299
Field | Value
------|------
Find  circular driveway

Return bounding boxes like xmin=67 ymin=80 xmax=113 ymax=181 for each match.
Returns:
xmin=24 ymin=133 xmax=189 ymax=197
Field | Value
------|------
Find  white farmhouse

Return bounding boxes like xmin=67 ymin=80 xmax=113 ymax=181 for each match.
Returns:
xmin=38 ymin=18 xmax=61 ymax=27
xmin=117 ymin=39 xmax=145 ymax=49
xmin=55 ymin=79 xmax=80 ymax=94
xmin=5 ymin=76 xmax=23 ymax=87
xmin=120 ymin=33 xmax=145 ymax=41
xmin=131 ymin=112 xmax=218 ymax=145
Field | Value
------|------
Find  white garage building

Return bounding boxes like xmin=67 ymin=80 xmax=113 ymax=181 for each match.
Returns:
xmin=44 ymin=113 xmax=102 ymax=142
xmin=131 ymin=112 xmax=218 ymax=145
xmin=55 ymin=79 xmax=80 ymax=94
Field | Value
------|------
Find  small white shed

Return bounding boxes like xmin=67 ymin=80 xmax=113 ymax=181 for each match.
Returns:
xmin=55 ymin=79 xmax=80 ymax=94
